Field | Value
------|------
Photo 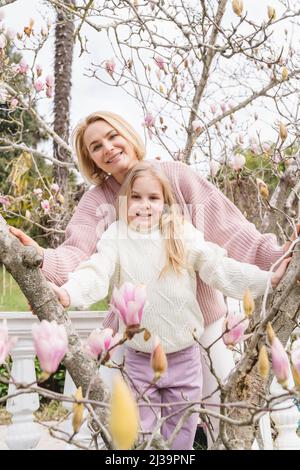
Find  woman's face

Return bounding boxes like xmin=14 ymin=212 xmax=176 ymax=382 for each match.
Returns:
xmin=84 ymin=120 xmax=139 ymax=183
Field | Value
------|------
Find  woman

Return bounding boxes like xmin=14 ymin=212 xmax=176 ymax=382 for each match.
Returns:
xmin=9 ymin=111 xmax=292 ymax=445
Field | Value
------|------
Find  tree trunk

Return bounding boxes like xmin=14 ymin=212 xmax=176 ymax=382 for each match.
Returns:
xmin=51 ymin=0 xmax=75 ymax=247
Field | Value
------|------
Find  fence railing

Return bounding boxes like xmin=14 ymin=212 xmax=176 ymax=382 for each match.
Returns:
xmin=1 ymin=310 xmax=300 ymax=450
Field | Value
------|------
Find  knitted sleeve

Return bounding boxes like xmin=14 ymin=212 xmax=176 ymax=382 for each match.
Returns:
xmin=185 ymin=222 xmax=272 ymax=300
xmin=62 ymin=222 xmax=119 ymax=309
xmin=42 ymin=186 xmax=116 ymax=286
xmin=174 ymin=162 xmax=285 ymax=270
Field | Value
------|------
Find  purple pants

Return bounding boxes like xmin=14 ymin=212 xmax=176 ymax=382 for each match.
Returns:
xmin=124 ymin=343 xmax=202 ymax=450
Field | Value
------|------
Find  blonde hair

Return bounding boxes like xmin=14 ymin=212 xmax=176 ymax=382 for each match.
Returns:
xmin=117 ymin=162 xmax=186 ymax=276
xmin=72 ymin=111 xmax=146 ymax=186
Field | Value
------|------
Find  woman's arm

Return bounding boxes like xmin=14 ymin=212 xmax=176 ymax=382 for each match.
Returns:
xmin=173 ymin=162 xmax=286 ymax=270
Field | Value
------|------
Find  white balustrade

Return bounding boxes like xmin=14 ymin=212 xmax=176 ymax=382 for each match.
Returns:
xmin=1 ymin=309 xmax=299 ymax=450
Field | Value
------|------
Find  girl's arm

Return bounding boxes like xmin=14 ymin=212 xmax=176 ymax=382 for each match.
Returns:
xmin=185 ymin=222 xmax=275 ymax=300
xmin=57 ymin=222 xmax=119 ymax=309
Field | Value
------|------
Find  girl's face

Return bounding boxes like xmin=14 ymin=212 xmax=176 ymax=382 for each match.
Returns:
xmin=84 ymin=120 xmax=139 ymax=184
xmin=127 ymin=175 xmax=165 ymax=231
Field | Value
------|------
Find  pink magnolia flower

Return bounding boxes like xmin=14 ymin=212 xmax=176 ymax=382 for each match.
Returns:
xmin=41 ymin=199 xmax=50 ymax=214
xmin=85 ymin=328 xmax=122 ymax=360
xmin=45 ymin=75 xmax=54 ymax=87
xmin=33 ymin=188 xmax=43 ymax=197
xmin=0 ymin=319 xmax=18 ymax=365
xmin=10 ymin=98 xmax=18 ymax=109
xmin=111 ymin=282 xmax=147 ymax=327
xmin=6 ymin=28 xmax=15 ymax=40
xmin=229 ymin=154 xmax=246 ymax=171
xmin=191 ymin=119 xmax=202 ymax=133
xmin=210 ymin=104 xmax=217 ymax=114
xmin=50 ymin=183 xmax=59 ymax=193
xmin=271 ymin=337 xmax=290 ymax=388
xmin=220 ymin=102 xmax=227 ymax=113
xmin=17 ymin=60 xmax=29 ymax=74
xmin=143 ymin=112 xmax=155 ymax=128
xmin=251 ymin=143 xmax=259 ymax=155
xmin=222 ymin=313 xmax=249 ymax=349
xmin=32 ymin=320 xmax=68 ymax=374
xmin=0 ymin=195 xmax=10 ymax=207
xmin=34 ymin=80 xmax=44 ymax=93
xmin=46 ymin=86 xmax=53 ymax=98
xmin=105 ymin=58 xmax=116 ymax=77
xmin=262 ymin=143 xmax=271 ymax=153
xmin=155 ymin=56 xmax=166 ymax=71
xmin=36 ymin=64 xmax=43 ymax=77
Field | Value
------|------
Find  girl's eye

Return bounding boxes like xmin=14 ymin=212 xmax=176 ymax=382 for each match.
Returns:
xmin=131 ymin=195 xmax=140 ymax=199
xmin=150 ymin=196 xmax=159 ymax=200
xmin=110 ymin=134 xmax=118 ymax=139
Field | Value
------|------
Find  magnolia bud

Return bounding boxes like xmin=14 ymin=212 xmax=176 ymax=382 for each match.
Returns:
xmin=267 ymin=6 xmax=276 ymax=21
xmin=281 ymin=67 xmax=288 ymax=81
xmin=292 ymin=365 xmax=300 ymax=390
xmin=159 ymin=83 xmax=165 ymax=94
xmin=266 ymin=322 xmax=275 ymax=344
xmin=232 ymin=0 xmax=243 ymax=17
xmin=143 ymin=329 xmax=151 ymax=341
xmin=279 ymin=122 xmax=287 ymax=141
xmin=243 ymin=289 xmax=255 ymax=317
xmin=256 ymin=178 xmax=269 ymax=199
xmin=72 ymin=386 xmax=84 ymax=434
xmin=109 ymin=377 xmax=139 ymax=450
xmin=258 ymin=345 xmax=270 ymax=379
xmin=151 ymin=337 xmax=168 ymax=380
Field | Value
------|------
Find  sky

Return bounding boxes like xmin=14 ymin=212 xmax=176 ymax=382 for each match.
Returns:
xmin=1 ymin=0 xmax=298 ymax=168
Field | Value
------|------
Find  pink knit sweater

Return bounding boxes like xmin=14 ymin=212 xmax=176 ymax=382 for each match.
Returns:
xmin=42 ymin=161 xmax=285 ymax=326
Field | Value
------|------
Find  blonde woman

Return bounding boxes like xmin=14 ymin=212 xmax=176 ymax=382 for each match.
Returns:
xmin=10 ymin=111 xmax=294 ymax=447
xmin=50 ymin=162 xmax=287 ymax=450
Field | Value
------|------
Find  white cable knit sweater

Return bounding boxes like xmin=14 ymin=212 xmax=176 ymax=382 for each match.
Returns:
xmin=63 ymin=220 xmax=272 ymax=353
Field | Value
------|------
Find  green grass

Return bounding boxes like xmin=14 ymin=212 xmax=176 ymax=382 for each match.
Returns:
xmin=0 ymin=268 xmax=108 ymax=312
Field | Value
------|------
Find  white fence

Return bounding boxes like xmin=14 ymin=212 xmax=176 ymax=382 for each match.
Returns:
xmin=0 ymin=310 xmax=300 ymax=450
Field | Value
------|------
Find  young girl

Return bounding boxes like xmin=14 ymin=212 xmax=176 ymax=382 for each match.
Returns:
xmin=51 ymin=162 xmax=287 ymax=450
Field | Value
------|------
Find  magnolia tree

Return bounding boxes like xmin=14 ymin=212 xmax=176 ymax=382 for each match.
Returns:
xmin=0 ymin=0 xmax=300 ymax=450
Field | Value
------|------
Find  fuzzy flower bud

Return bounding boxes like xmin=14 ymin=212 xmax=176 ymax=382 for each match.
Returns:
xmin=267 ymin=6 xmax=276 ymax=21
xmin=151 ymin=336 xmax=168 ymax=380
xmin=191 ymin=119 xmax=202 ymax=134
xmin=256 ymin=178 xmax=269 ymax=199
xmin=281 ymin=67 xmax=288 ymax=81
xmin=109 ymin=376 xmax=139 ymax=450
xmin=34 ymin=80 xmax=44 ymax=93
xmin=243 ymin=288 xmax=255 ymax=317
xmin=279 ymin=122 xmax=287 ymax=141
xmin=258 ymin=345 xmax=270 ymax=379
xmin=105 ymin=58 xmax=116 ymax=77
xmin=72 ymin=386 xmax=84 ymax=434
xmin=232 ymin=0 xmax=243 ymax=17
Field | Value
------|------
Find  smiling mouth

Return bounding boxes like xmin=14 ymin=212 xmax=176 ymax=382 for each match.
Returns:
xmin=106 ymin=151 xmax=123 ymax=164
xmin=136 ymin=212 xmax=152 ymax=217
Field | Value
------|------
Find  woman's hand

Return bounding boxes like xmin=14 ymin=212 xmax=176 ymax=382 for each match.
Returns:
xmin=48 ymin=282 xmax=70 ymax=308
xmin=271 ymin=257 xmax=292 ymax=289
xmin=9 ymin=226 xmax=44 ymax=257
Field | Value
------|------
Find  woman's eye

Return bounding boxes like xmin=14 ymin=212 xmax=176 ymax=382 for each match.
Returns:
xmin=93 ymin=144 xmax=102 ymax=151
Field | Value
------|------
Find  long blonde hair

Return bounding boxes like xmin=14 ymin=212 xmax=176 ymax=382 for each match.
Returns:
xmin=72 ymin=111 xmax=146 ymax=185
xmin=117 ymin=162 xmax=186 ymax=276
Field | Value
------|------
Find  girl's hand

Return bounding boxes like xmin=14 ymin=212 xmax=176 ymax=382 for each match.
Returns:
xmin=271 ymin=257 xmax=292 ymax=289
xmin=48 ymin=282 xmax=70 ymax=308
xmin=9 ymin=226 xmax=44 ymax=257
